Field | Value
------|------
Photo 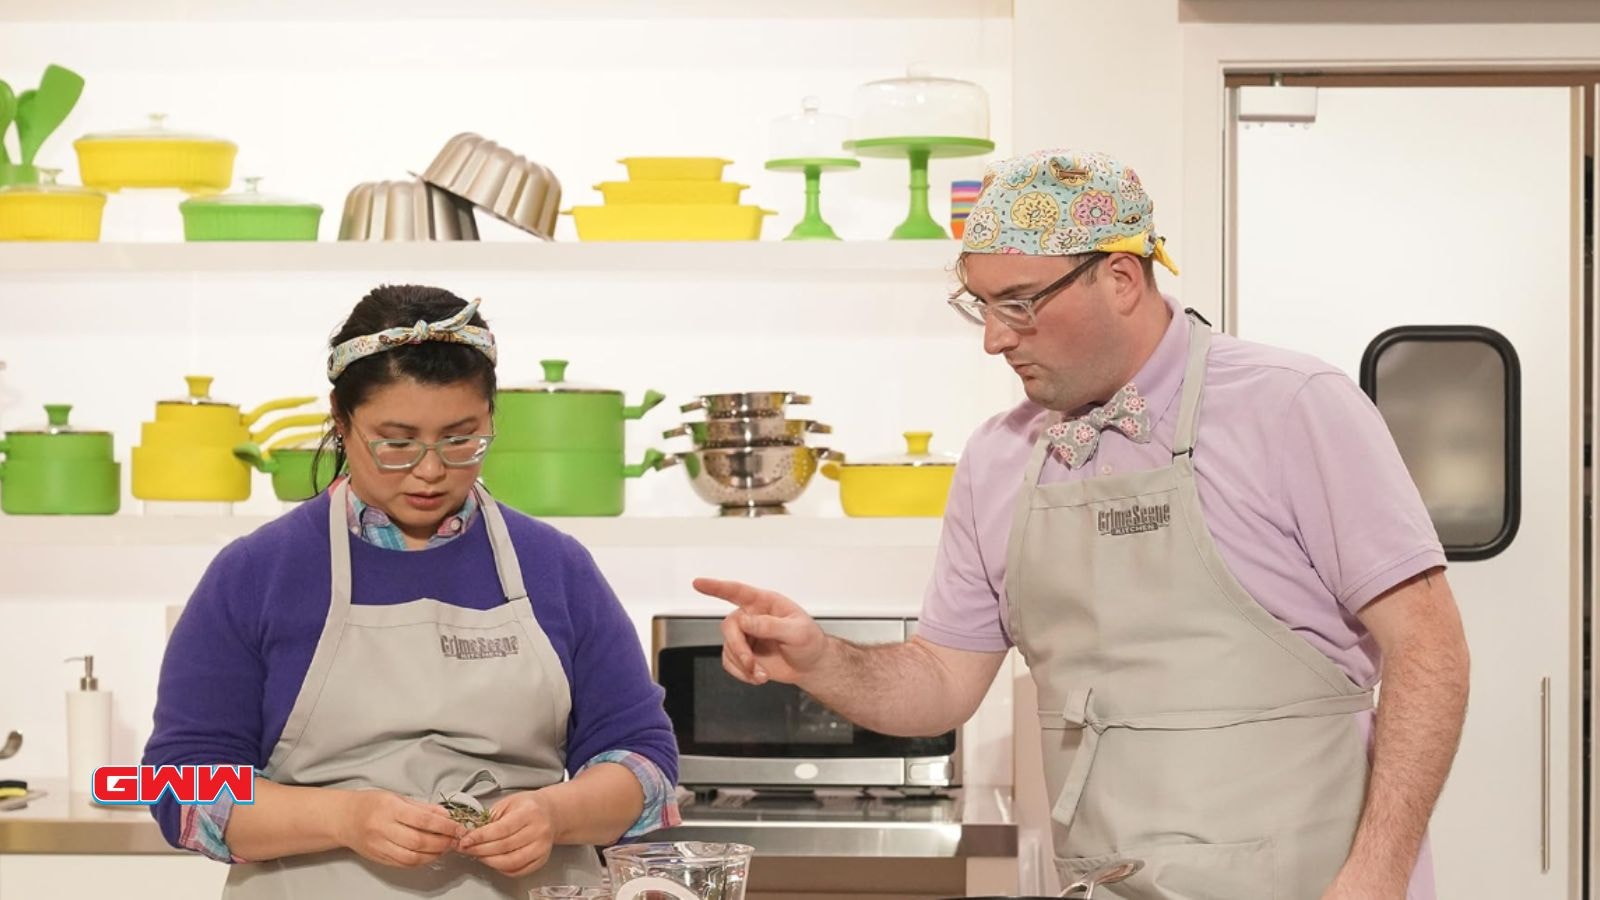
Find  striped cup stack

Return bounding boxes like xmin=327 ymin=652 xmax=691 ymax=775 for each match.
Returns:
xmin=950 ymin=180 xmax=983 ymax=240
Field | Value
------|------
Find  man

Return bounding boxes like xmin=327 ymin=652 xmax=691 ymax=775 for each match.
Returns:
xmin=695 ymin=149 xmax=1468 ymax=900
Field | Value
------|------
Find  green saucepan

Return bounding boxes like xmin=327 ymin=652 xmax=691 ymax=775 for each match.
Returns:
xmin=481 ymin=446 xmax=664 ymax=517
xmin=233 ymin=428 xmax=337 ymax=502
xmin=495 ymin=359 xmax=665 ymax=453
xmin=0 ymin=403 xmax=121 ymax=515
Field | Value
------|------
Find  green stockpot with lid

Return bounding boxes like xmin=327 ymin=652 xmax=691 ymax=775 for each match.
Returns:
xmin=0 ymin=404 xmax=121 ymax=515
xmin=494 ymin=359 xmax=666 ymax=452
xmin=481 ymin=447 xmax=664 ymax=517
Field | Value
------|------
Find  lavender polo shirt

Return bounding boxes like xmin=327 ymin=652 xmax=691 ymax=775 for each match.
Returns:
xmin=920 ymin=299 xmax=1445 ymax=685
xmin=921 ymin=299 xmax=1444 ymax=896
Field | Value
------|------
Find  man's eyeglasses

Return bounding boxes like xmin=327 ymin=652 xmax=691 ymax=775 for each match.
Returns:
xmin=947 ymin=253 xmax=1106 ymax=330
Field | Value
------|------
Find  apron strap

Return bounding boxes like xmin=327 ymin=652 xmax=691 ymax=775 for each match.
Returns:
xmin=274 ymin=480 xmax=361 ymax=773
xmin=475 ymin=485 xmax=531 ymax=604
xmin=1171 ymin=311 xmax=1214 ymax=459
xmin=1004 ymin=424 xmax=1059 ymax=629
xmin=1045 ymin=688 xmax=1373 ymax=831
xmin=1049 ymin=688 xmax=1101 ymax=830
xmin=327 ymin=481 xmax=356 ymax=613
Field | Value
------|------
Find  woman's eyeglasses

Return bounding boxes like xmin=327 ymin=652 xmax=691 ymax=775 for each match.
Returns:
xmin=352 ymin=425 xmax=496 ymax=471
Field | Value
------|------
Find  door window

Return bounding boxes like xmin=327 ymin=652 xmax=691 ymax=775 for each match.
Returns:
xmin=1359 ymin=326 xmax=1521 ymax=560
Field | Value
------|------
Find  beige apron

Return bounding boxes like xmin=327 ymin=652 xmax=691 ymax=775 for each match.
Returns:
xmin=224 ymin=482 xmax=605 ymax=898
xmin=1006 ymin=316 xmax=1372 ymax=898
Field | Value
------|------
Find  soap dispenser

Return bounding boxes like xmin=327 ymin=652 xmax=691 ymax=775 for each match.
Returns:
xmin=64 ymin=655 xmax=112 ymax=800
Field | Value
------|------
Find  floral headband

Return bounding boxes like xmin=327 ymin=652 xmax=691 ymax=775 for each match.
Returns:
xmin=326 ymin=298 xmax=497 ymax=381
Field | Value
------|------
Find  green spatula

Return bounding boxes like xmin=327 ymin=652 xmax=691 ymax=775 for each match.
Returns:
xmin=17 ymin=64 xmax=85 ymax=166
xmin=0 ymin=81 xmax=15 ymax=165
xmin=13 ymin=90 xmax=35 ymax=166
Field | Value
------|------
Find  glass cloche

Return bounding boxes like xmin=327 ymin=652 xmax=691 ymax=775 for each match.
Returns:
xmin=848 ymin=64 xmax=990 ymax=142
xmin=770 ymin=96 xmax=853 ymax=161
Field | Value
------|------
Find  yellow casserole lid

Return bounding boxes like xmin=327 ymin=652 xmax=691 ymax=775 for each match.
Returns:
xmin=75 ymin=113 xmax=235 ymax=149
xmin=0 ymin=167 xmax=102 ymax=198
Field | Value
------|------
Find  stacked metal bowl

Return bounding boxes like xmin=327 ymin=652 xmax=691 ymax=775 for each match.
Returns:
xmin=661 ymin=391 xmax=834 ymax=517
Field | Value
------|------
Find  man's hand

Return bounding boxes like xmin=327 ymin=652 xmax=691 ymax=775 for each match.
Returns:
xmin=694 ymin=577 xmax=831 ymax=685
xmin=1334 ymin=566 xmax=1468 ymax=898
xmin=456 ymin=791 xmax=557 ymax=878
xmin=1320 ymin=868 xmax=1406 ymax=900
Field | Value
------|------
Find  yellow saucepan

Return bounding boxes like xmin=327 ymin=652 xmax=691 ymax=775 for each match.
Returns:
xmin=131 ymin=390 xmax=328 ymax=502
xmin=141 ymin=411 xmax=327 ymax=450
xmin=147 ymin=376 xmax=317 ymax=446
xmin=132 ymin=444 xmax=255 ymax=502
xmin=822 ymin=431 xmax=957 ymax=518
xmin=247 ymin=413 xmax=330 ymax=445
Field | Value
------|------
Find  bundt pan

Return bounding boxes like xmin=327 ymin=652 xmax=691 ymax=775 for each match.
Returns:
xmin=419 ymin=133 xmax=561 ymax=240
xmin=338 ymin=179 xmax=479 ymax=241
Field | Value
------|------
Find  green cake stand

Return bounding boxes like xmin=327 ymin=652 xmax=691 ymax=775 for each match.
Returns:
xmin=765 ymin=156 xmax=860 ymax=241
xmin=843 ymin=136 xmax=994 ymax=240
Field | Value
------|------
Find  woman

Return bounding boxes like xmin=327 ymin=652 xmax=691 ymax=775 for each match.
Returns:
xmin=144 ymin=286 xmax=679 ymax=897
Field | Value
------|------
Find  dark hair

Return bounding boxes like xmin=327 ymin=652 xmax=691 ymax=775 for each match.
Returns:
xmin=312 ymin=285 xmax=497 ymax=489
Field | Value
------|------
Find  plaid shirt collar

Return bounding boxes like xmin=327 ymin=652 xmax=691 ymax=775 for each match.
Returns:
xmin=340 ymin=479 xmax=481 ymax=551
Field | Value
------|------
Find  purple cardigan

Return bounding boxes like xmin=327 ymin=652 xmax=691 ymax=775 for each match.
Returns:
xmin=142 ymin=493 xmax=677 ymax=848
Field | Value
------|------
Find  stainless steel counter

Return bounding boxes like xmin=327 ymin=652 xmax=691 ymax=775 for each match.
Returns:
xmin=0 ymin=779 xmax=177 ymax=855
xmin=0 ymin=778 xmax=1017 ymax=863
xmin=652 ymin=787 xmax=1017 ymax=859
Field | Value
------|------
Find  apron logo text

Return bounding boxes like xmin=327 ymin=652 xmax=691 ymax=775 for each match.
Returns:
xmin=440 ymin=633 xmax=520 ymax=660
xmin=1097 ymin=503 xmax=1172 ymax=537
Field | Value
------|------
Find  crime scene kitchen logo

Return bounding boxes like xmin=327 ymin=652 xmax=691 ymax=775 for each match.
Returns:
xmin=441 ymin=634 xmax=520 ymax=660
xmin=1097 ymin=502 xmax=1172 ymax=537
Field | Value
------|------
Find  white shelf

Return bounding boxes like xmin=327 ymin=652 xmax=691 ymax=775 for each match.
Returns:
xmin=0 ymin=241 xmax=963 ymax=282
xmin=0 ymin=513 xmax=944 ymax=602
xmin=0 ymin=513 xmax=942 ymax=550
xmin=0 ymin=0 xmax=1011 ymax=22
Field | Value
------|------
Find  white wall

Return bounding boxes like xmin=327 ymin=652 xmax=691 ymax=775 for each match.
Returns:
xmin=1012 ymin=0 xmax=1185 ymax=296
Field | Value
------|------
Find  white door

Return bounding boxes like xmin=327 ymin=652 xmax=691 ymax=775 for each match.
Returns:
xmin=1233 ymin=86 xmax=1578 ymax=898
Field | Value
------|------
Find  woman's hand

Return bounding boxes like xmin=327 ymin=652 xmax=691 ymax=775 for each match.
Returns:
xmin=333 ymin=789 xmax=465 ymax=868
xmin=456 ymin=790 xmax=558 ymax=878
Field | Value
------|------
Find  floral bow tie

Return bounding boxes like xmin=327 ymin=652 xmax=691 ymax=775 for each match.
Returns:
xmin=1045 ymin=383 xmax=1152 ymax=469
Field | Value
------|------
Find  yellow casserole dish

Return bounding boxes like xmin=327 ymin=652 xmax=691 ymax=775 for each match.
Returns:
xmin=567 ymin=204 xmax=774 ymax=241
xmin=617 ymin=157 xmax=732 ymax=181
xmin=74 ymin=113 xmax=237 ymax=194
xmin=0 ymin=168 xmax=105 ymax=241
xmin=595 ymin=180 xmax=747 ymax=205
xmin=822 ymin=431 xmax=957 ymax=518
